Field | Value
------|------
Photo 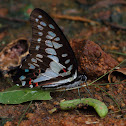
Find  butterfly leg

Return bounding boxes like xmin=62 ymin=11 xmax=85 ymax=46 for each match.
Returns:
xmin=78 ymin=88 xmax=82 ymax=100
xmin=59 ymin=90 xmax=66 ymax=98
xmin=85 ymin=81 xmax=94 ymax=98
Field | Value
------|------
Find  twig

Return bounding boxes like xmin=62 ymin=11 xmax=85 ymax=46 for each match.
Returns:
xmin=17 ymin=101 xmax=32 ymax=126
xmin=108 ymin=51 xmax=126 ymax=56
xmin=87 ymin=59 xmax=126 ymax=86
xmin=95 ymin=85 xmax=121 ymax=111
xmin=103 ymin=21 xmax=126 ymax=30
xmin=108 ymin=109 xmax=126 ymax=114
xmin=51 ymin=14 xmax=100 ymax=25
xmin=91 ymin=82 xmax=126 ymax=86
xmin=0 ymin=16 xmax=28 ymax=23
xmin=90 ymin=0 xmax=126 ymax=10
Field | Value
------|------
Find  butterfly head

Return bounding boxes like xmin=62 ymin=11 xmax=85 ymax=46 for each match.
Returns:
xmin=80 ymin=74 xmax=87 ymax=82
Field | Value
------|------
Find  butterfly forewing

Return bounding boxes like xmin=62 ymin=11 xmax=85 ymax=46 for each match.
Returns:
xmin=13 ymin=8 xmax=79 ymax=88
xmin=30 ymin=8 xmax=78 ymax=72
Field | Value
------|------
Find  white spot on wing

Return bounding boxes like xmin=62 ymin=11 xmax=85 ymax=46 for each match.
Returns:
xmin=19 ymin=76 xmax=26 ymax=81
xmin=65 ymin=59 xmax=70 ymax=64
xmin=35 ymin=18 xmax=39 ymax=22
xmin=37 ymin=25 xmax=43 ymax=30
xmin=54 ymin=37 xmax=60 ymax=41
xmin=36 ymin=54 xmax=43 ymax=58
xmin=33 ymin=63 xmax=39 ymax=67
xmin=45 ymin=48 xmax=56 ymax=55
xmin=37 ymin=38 xmax=41 ymax=43
xmin=38 ymin=15 xmax=42 ymax=18
xmin=62 ymin=54 xmax=68 ymax=57
xmin=44 ymin=68 xmax=59 ymax=77
xmin=33 ymin=76 xmax=49 ymax=83
xmin=38 ymin=32 xmax=43 ymax=36
xmin=36 ymin=58 xmax=43 ymax=62
xmin=45 ymin=40 xmax=53 ymax=47
xmin=29 ymin=85 xmax=33 ymax=88
xmin=20 ymin=64 xmax=22 ymax=68
xmin=73 ymin=70 xmax=77 ymax=79
xmin=33 ymin=68 xmax=59 ymax=83
xmin=36 ymin=45 xmax=40 ymax=50
xmin=31 ymin=58 xmax=37 ymax=63
xmin=52 ymin=41 xmax=63 ymax=49
xmin=40 ymin=21 xmax=47 ymax=26
xmin=67 ymin=65 xmax=73 ymax=71
xmin=47 ymin=55 xmax=59 ymax=62
xmin=48 ymin=31 xmax=56 ymax=38
xmin=49 ymin=24 xmax=55 ymax=29
xmin=60 ymin=71 xmax=71 ymax=77
xmin=28 ymin=63 xmax=35 ymax=69
xmin=46 ymin=35 xmax=53 ymax=39
xmin=22 ymin=81 xmax=26 ymax=86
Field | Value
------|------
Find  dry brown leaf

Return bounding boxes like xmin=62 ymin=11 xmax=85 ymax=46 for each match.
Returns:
xmin=0 ymin=38 xmax=30 ymax=77
xmin=115 ymin=68 xmax=126 ymax=75
xmin=108 ymin=67 xmax=126 ymax=83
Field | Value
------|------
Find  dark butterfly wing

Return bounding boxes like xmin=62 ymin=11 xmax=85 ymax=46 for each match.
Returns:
xmin=12 ymin=8 xmax=79 ymax=88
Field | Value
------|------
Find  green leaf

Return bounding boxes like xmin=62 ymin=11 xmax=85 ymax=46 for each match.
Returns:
xmin=0 ymin=86 xmax=52 ymax=104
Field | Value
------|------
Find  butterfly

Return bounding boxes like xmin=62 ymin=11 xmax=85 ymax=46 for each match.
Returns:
xmin=12 ymin=8 xmax=87 ymax=89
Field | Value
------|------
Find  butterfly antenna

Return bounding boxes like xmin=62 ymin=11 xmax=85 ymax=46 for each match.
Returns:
xmin=60 ymin=89 xmax=66 ymax=98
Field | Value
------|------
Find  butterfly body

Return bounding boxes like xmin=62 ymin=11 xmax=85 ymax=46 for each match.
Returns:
xmin=12 ymin=8 xmax=87 ymax=89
